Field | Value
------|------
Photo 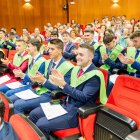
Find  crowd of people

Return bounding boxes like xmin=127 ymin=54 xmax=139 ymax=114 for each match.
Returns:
xmin=0 ymin=15 xmax=140 ymax=139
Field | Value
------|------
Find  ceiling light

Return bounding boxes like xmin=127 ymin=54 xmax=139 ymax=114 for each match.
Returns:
xmin=24 ymin=0 xmax=31 ymax=3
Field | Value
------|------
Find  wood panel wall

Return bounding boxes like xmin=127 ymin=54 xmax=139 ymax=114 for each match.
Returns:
xmin=0 ymin=0 xmax=140 ymax=34
xmin=69 ymin=0 xmax=140 ymax=24
xmin=0 ymin=0 xmax=67 ymax=34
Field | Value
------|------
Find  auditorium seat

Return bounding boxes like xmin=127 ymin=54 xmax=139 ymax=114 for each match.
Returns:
xmin=53 ymin=68 xmax=109 ymax=140
xmin=78 ymin=68 xmax=109 ymax=140
xmin=43 ymin=54 xmax=50 ymax=60
xmin=8 ymin=50 xmax=16 ymax=60
xmin=78 ymin=75 xmax=140 ymax=140
xmin=10 ymin=114 xmax=47 ymax=140
xmin=0 ymin=92 xmax=14 ymax=121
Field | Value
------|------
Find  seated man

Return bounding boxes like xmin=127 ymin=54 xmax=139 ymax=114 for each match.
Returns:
xmin=99 ymin=33 xmax=127 ymax=95
xmin=9 ymin=39 xmax=73 ymax=114
xmin=0 ymin=39 xmax=30 ymax=84
xmin=118 ymin=30 xmax=140 ymax=78
xmin=0 ymin=38 xmax=46 ymax=96
xmin=29 ymin=43 xmax=107 ymax=138
xmin=0 ymin=100 xmax=19 ymax=140
xmin=82 ymin=30 xmax=96 ymax=46
xmin=100 ymin=33 xmax=126 ymax=74
xmin=62 ymin=31 xmax=76 ymax=61
xmin=0 ymin=30 xmax=7 ymax=49
xmin=5 ymin=32 xmax=16 ymax=50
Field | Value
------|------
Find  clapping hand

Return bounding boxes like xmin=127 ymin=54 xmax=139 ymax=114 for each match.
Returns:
xmin=30 ymin=72 xmax=46 ymax=84
xmin=102 ymin=53 xmax=108 ymax=63
xmin=118 ymin=53 xmax=128 ymax=64
xmin=49 ymin=69 xmax=66 ymax=87
xmin=13 ymin=69 xmax=25 ymax=78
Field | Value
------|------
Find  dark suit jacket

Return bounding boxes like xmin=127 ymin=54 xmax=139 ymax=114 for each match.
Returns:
xmin=22 ymin=54 xmax=45 ymax=85
xmin=62 ymin=63 xmax=100 ymax=108
xmin=129 ymin=59 xmax=140 ymax=78
xmin=94 ymin=46 xmax=126 ymax=73
xmin=63 ymin=42 xmax=76 ymax=60
xmin=0 ymin=122 xmax=19 ymax=140
xmin=56 ymin=63 xmax=100 ymax=127
xmin=43 ymin=57 xmax=72 ymax=91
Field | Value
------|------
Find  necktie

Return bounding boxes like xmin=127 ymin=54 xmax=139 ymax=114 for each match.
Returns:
xmin=77 ymin=69 xmax=84 ymax=78
xmin=47 ymin=62 xmax=56 ymax=78
xmin=63 ymin=43 xmax=68 ymax=52
xmin=18 ymin=54 xmax=21 ymax=57
xmin=30 ymin=58 xmax=34 ymax=68
xmin=135 ymin=50 xmax=140 ymax=58
xmin=52 ymin=62 xmax=56 ymax=69
xmin=107 ymin=50 xmax=111 ymax=56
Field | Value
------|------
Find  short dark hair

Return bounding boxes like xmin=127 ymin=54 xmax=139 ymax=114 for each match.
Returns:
xmin=79 ymin=43 xmax=95 ymax=54
xmin=122 ymin=15 xmax=126 ymax=17
xmin=84 ymin=30 xmax=94 ymax=35
xmin=130 ymin=30 xmax=140 ymax=39
xmin=50 ymin=39 xmax=64 ymax=50
xmin=16 ymin=39 xmax=27 ymax=47
xmin=0 ymin=100 xmax=5 ymax=120
xmin=0 ymin=30 xmax=6 ymax=34
xmin=103 ymin=33 xmax=114 ymax=45
xmin=51 ymin=31 xmax=59 ymax=37
xmin=86 ymin=23 xmax=93 ymax=28
xmin=61 ymin=31 xmax=70 ymax=36
xmin=11 ymin=27 xmax=16 ymax=31
xmin=28 ymin=38 xmax=42 ymax=51
xmin=9 ymin=32 xmax=15 ymax=36
xmin=22 ymin=27 xmax=28 ymax=30
xmin=104 ymin=29 xmax=114 ymax=36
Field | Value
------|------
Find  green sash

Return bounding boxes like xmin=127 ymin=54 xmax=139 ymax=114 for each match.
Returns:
xmin=7 ymin=39 xmax=16 ymax=49
xmin=36 ymin=60 xmax=74 ymax=95
xmin=13 ymin=53 xmax=31 ymax=67
xmin=93 ymin=43 xmax=101 ymax=50
xmin=0 ymin=40 xmax=4 ymax=44
xmin=28 ymin=57 xmax=46 ymax=76
xmin=71 ymin=66 xmax=107 ymax=104
xmin=127 ymin=47 xmax=140 ymax=73
xmin=100 ymin=44 xmax=123 ymax=70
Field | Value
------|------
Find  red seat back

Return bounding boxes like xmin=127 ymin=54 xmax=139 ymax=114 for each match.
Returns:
xmin=0 ymin=92 xmax=14 ymax=121
xmin=43 ymin=54 xmax=50 ymax=60
xmin=10 ymin=114 xmax=46 ymax=140
xmin=8 ymin=50 xmax=16 ymax=60
xmin=107 ymin=75 xmax=140 ymax=126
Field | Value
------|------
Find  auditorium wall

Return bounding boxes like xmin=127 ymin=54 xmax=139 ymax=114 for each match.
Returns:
xmin=0 ymin=0 xmax=139 ymax=34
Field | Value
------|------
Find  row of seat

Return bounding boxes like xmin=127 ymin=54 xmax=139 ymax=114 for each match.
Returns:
xmin=1 ymin=48 xmax=140 ymax=139
xmin=78 ymin=75 xmax=140 ymax=140
xmin=45 ymin=75 xmax=140 ymax=140
xmin=0 ymin=92 xmax=47 ymax=140
xmin=0 ymin=68 xmax=109 ymax=140
xmin=2 ymin=49 xmax=51 ymax=61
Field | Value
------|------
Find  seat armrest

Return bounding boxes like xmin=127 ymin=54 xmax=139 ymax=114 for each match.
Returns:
xmin=50 ymin=90 xmax=66 ymax=98
xmin=78 ymin=103 xmax=103 ymax=118
xmin=125 ymin=129 xmax=140 ymax=140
